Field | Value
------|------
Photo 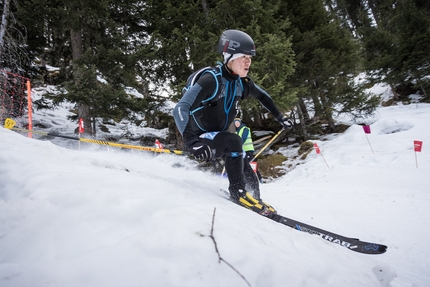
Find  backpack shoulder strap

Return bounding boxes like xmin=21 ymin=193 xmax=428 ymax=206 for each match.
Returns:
xmin=182 ymin=65 xmax=222 ymax=98
xmin=201 ymin=65 xmax=222 ymax=103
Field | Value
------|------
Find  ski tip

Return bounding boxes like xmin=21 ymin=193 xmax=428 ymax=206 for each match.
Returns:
xmin=378 ymin=245 xmax=388 ymax=254
xmin=358 ymin=243 xmax=388 ymax=255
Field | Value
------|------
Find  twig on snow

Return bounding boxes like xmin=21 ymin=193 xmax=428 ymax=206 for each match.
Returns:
xmin=206 ymin=207 xmax=251 ymax=287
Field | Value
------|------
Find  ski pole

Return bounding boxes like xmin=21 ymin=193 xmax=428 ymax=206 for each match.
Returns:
xmin=3 ymin=118 xmax=189 ymax=155
xmin=251 ymin=128 xmax=285 ymax=162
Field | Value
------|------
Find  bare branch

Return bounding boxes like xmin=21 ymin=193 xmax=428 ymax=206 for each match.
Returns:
xmin=204 ymin=207 xmax=251 ymax=287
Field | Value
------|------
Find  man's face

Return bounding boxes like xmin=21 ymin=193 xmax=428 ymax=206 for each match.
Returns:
xmin=228 ymin=55 xmax=252 ymax=77
xmin=234 ymin=120 xmax=241 ymax=128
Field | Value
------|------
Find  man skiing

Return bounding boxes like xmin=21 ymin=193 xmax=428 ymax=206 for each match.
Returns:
xmin=173 ymin=29 xmax=293 ymax=216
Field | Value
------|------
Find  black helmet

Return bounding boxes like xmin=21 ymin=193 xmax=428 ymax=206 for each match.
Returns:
xmin=217 ymin=29 xmax=256 ymax=56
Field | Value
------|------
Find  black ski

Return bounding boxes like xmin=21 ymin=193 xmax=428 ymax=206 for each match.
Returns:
xmin=220 ymin=189 xmax=387 ymax=255
xmin=270 ymin=213 xmax=387 ymax=255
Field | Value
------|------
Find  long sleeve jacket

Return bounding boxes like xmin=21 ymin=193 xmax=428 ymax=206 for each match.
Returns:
xmin=173 ymin=64 xmax=282 ymax=148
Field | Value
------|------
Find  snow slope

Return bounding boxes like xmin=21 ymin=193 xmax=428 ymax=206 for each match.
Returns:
xmin=1 ymin=100 xmax=429 ymax=287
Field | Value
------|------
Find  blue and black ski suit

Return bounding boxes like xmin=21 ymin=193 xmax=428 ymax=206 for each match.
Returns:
xmin=173 ymin=64 xmax=283 ymax=200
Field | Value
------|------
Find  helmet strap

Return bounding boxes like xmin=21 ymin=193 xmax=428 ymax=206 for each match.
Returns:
xmin=225 ymin=61 xmax=237 ymax=75
xmin=225 ymin=54 xmax=233 ymax=64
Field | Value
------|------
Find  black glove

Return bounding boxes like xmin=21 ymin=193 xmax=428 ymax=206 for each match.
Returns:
xmin=276 ymin=115 xmax=294 ymax=130
xmin=190 ymin=142 xmax=212 ymax=161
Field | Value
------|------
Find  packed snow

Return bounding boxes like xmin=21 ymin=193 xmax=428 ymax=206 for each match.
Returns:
xmin=0 ymin=87 xmax=429 ymax=287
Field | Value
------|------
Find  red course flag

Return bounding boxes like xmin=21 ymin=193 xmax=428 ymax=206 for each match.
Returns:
xmin=362 ymin=125 xmax=371 ymax=134
xmin=314 ymin=143 xmax=321 ymax=154
xmin=78 ymin=118 xmax=84 ymax=134
xmin=250 ymin=161 xmax=258 ymax=173
xmin=314 ymin=142 xmax=330 ymax=169
xmin=155 ymin=139 xmax=165 ymax=149
xmin=414 ymin=140 xmax=423 ymax=152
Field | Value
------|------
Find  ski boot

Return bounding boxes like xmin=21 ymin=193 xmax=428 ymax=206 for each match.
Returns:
xmin=234 ymin=190 xmax=276 ymax=217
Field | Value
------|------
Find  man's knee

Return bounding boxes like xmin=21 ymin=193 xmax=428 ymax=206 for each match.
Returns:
xmin=223 ymin=133 xmax=242 ymax=151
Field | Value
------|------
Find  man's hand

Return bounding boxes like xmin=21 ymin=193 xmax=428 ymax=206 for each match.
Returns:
xmin=277 ymin=115 xmax=294 ymax=130
xmin=190 ymin=142 xmax=212 ymax=161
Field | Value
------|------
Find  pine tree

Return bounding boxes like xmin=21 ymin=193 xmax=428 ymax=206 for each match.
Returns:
xmin=338 ymin=0 xmax=430 ymax=99
xmin=390 ymin=0 xmax=430 ymax=98
xmin=17 ymin=0 xmax=153 ymax=135
xmin=280 ymin=0 xmax=379 ymax=133
xmin=138 ymin=0 xmax=296 ymax=128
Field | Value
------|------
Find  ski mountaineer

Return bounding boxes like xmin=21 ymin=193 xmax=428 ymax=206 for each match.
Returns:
xmin=234 ymin=118 xmax=263 ymax=183
xmin=173 ymin=29 xmax=293 ymax=217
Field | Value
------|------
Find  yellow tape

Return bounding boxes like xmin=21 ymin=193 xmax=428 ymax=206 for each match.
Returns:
xmin=4 ymin=118 xmax=187 ymax=155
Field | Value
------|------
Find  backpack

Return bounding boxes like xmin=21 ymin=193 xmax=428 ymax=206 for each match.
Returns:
xmin=182 ymin=64 xmax=244 ymax=133
xmin=182 ymin=64 xmax=223 ymax=105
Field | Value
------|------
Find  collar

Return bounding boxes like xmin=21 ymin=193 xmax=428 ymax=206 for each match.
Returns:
xmin=221 ymin=64 xmax=240 ymax=81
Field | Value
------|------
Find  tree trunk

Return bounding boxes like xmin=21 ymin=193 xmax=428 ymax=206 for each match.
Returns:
xmin=296 ymin=102 xmax=308 ymax=140
xmin=201 ymin=0 xmax=208 ymax=14
xmin=417 ymin=78 xmax=428 ymax=99
xmin=0 ymin=0 xmax=11 ymax=60
xmin=320 ymin=93 xmax=336 ymax=132
xmin=367 ymin=0 xmax=381 ymax=28
xmin=389 ymin=84 xmax=399 ymax=101
xmin=70 ymin=28 xmax=83 ymax=62
xmin=298 ymin=97 xmax=310 ymax=122
xmin=71 ymin=28 xmax=92 ymax=135
xmin=253 ymin=107 xmax=262 ymax=128
xmin=311 ymin=92 xmax=324 ymax=120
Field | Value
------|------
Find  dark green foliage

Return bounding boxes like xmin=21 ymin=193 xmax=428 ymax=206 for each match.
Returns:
xmin=280 ymin=0 xmax=379 ymax=132
xmin=10 ymin=0 xmax=428 ymax=139
xmin=389 ymin=0 xmax=430 ymax=97
xmin=142 ymin=0 xmax=297 ymax=112
xmin=14 ymin=0 xmax=154 ymax=134
xmin=47 ymin=65 xmax=149 ymax=123
xmin=331 ymin=0 xmax=430 ymax=98
xmin=211 ymin=0 xmax=297 ymax=122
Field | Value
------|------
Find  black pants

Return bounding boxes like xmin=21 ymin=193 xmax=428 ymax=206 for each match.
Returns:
xmin=244 ymin=151 xmax=262 ymax=182
xmin=199 ymin=132 xmax=260 ymax=200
